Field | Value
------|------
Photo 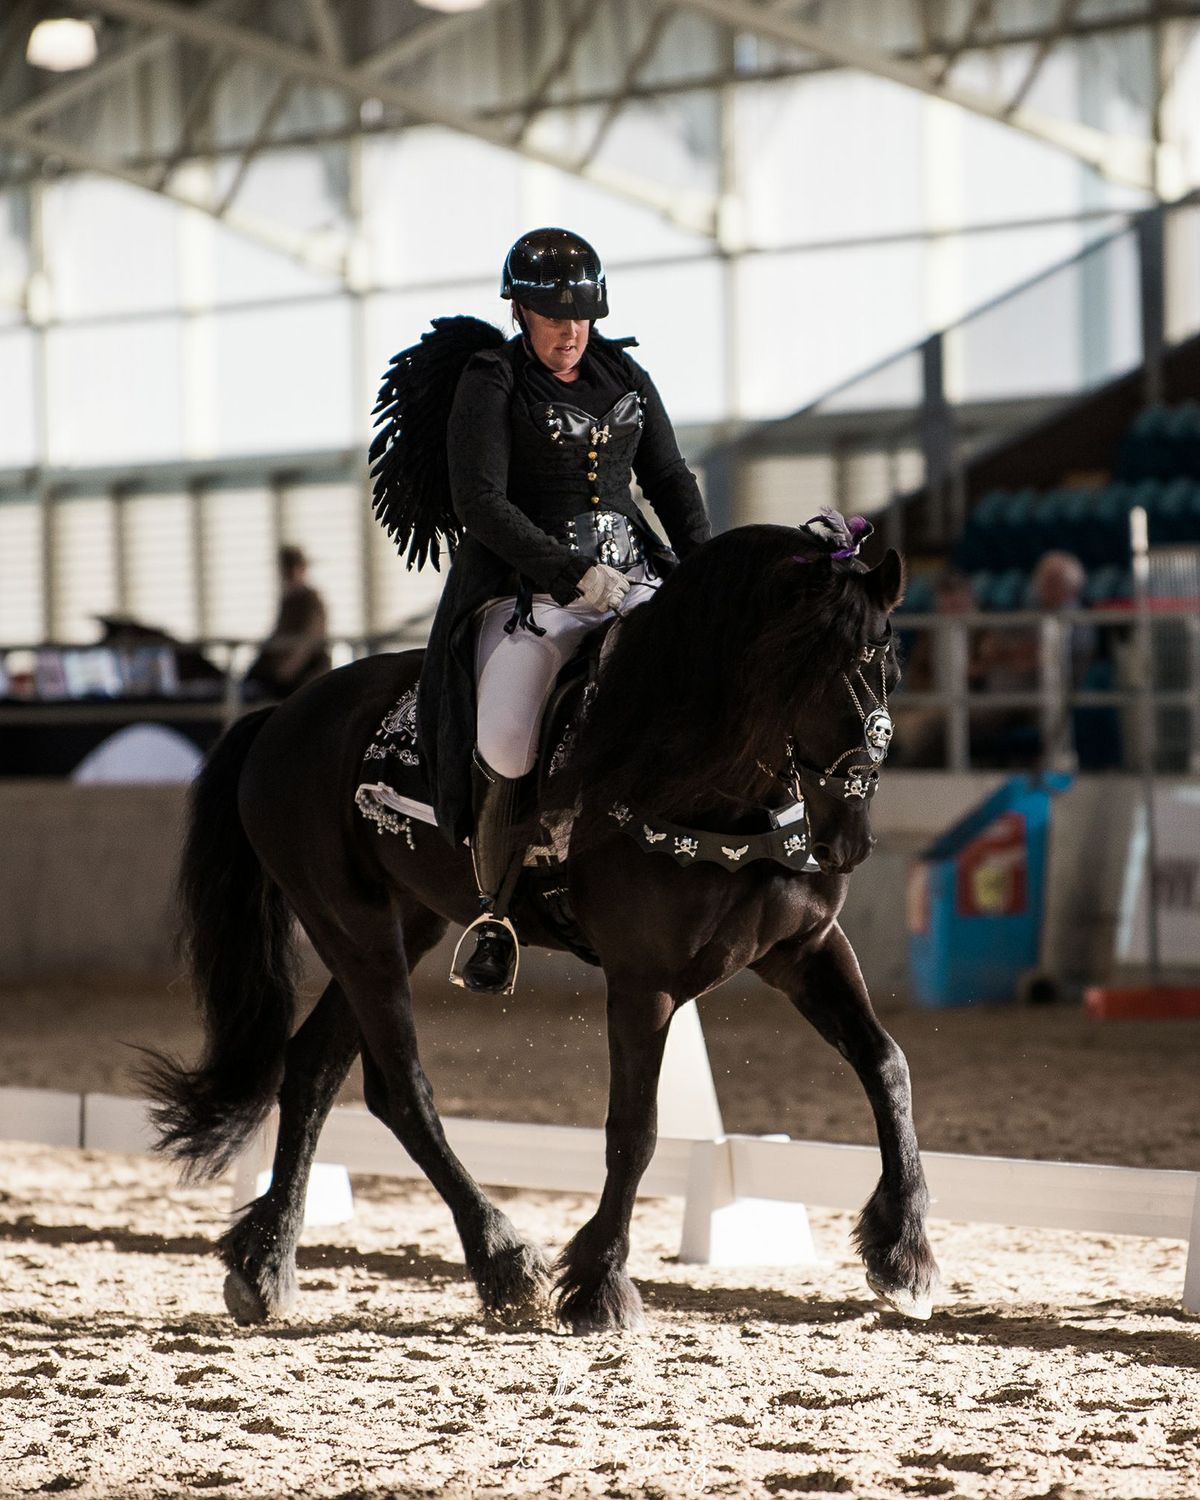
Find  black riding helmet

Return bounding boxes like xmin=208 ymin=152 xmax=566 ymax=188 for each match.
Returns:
xmin=500 ymin=227 xmax=608 ymax=320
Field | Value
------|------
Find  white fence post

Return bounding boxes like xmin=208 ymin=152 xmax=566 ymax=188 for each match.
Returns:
xmin=1185 ymin=1178 xmax=1200 ymax=1316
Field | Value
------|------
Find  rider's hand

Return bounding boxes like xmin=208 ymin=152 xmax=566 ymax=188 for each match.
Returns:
xmin=577 ymin=563 xmax=631 ymax=612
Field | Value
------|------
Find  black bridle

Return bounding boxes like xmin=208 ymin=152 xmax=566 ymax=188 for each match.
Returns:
xmin=790 ymin=628 xmax=895 ymax=802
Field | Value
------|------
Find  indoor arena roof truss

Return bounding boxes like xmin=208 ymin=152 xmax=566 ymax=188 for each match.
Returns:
xmin=0 ymin=0 xmax=1194 ymax=284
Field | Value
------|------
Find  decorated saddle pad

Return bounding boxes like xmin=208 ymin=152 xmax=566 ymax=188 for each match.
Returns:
xmin=354 ymin=684 xmax=574 ymax=866
xmin=354 ymin=685 xmax=437 ymax=842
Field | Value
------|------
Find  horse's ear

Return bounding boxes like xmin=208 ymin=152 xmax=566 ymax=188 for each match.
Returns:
xmin=865 ymin=548 xmax=905 ymax=612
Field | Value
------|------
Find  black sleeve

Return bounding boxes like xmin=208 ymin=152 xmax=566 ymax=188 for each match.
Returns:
xmin=447 ymin=355 xmax=591 ymax=602
xmin=628 ymin=359 xmax=712 ymax=558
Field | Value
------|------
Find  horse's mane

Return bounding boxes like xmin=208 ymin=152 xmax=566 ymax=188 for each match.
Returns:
xmin=559 ymin=524 xmax=872 ymax=823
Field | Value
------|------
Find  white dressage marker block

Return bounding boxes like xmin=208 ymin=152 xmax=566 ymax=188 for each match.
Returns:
xmin=664 ymin=1010 xmax=818 ymax=1268
xmin=230 ymin=1119 xmax=354 ymax=1228
xmin=252 ymin=1163 xmax=355 ymax=1229
xmin=678 ymin=1137 xmax=817 ymax=1267
xmin=656 ymin=1003 xmax=726 ymax=1141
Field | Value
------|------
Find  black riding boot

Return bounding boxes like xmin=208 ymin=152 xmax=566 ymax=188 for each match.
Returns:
xmin=451 ymin=752 xmax=524 ymax=995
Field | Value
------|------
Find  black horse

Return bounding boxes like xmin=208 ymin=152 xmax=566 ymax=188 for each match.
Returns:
xmin=145 ymin=524 xmax=938 ymax=1332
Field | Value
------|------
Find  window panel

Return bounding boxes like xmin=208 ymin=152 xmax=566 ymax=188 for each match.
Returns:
xmin=280 ymin=482 xmax=364 ymax=639
xmin=122 ymin=492 xmax=198 ymax=641
xmin=209 ymin=300 xmax=354 ymax=456
xmin=0 ymin=329 xmax=38 ymax=467
xmin=50 ymin=495 xmax=117 ymax=642
xmin=199 ymin=487 xmax=274 ymax=641
xmin=43 ymin=176 xmax=179 ymax=318
xmin=46 ymin=320 xmax=184 ymax=466
xmin=0 ymin=498 xmax=44 ymax=643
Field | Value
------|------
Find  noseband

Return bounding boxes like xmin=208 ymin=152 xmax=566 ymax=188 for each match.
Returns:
xmin=792 ymin=632 xmax=894 ymax=801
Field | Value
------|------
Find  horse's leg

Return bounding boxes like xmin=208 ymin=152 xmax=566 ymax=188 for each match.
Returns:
xmin=218 ymin=902 xmax=448 ymax=1323
xmin=753 ymin=924 xmax=939 ymax=1318
xmin=302 ymin=890 xmax=551 ymax=1320
xmin=555 ymin=984 xmax=674 ymax=1334
xmin=219 ymin=977 xmax=359 ymax=1322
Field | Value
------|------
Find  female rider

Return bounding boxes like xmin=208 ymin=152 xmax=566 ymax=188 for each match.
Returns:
xmin=417 ymin=227 xmax=711 ymax=994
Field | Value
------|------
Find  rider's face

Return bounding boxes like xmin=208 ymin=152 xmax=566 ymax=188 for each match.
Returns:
xmin=519 ymin=306 xmax=589 ymax=378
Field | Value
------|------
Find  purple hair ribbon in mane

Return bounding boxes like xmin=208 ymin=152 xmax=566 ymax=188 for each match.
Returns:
xmin=793 ymin=509 xmax=874 ymax=562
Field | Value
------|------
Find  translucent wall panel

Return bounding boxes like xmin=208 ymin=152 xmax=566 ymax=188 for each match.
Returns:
xmin=211 ymin=147 xmax=349 ymax=303
xmin=209 ymin=219 xmax=344 ymax=305
xmin=46 ymin=319 xmax=183 ymax=466
xmin=951 ymin=222 xmax=1086 ymax=320
xmin=50 ymin=496 xmax=116 ymax=642
xmin=210 ymin=300 xmax=354 ymax=456
xmin=0 ymin=329 xmax=38 ymax=468
xmin=0 ymin=499 xmax=44 ymax=643
xmin=43 ymin=177 xmax=178 ymax=318
xmin=0 ymin=189 xmax=30 ymax=330
xmin=946 ymin=227 xmax=1141 ymax=403
xmin=122 ymin=493 xmax=198 ymax=641
xmin=369 ymin=519 xmax=446 ymax=639
xmin=199 ymin=488 xmax=274 ymax=640
xmin=280 ymin=482 xmax=364 ymax=638
xmin=364 ymin=283 xmax=505 ymax=407
xmin=736 ymin=242 xmax=927 ymax=419
xmin=611 ymin=258 xmax=725 ymax=424
xmin=739 ymin=74 xmax=923 ymax=247
xmin=517 ymin=153 xmax=713 ymax=269
xmin=364 ymin=131 xmax=526 ymax=287
xmin=739 ymin=455 xmax=836 ymax=527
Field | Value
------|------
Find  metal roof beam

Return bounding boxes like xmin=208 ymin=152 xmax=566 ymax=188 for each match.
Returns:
xmin=6 ymin=0 xmax=243 ymax=129
xmin=0 ymin=117 xmax=350 ymax=281
xmin=672 ymin=0 xmax=1158 ymax=191
xmin=79 ymin=0 xmax=718 ymax=234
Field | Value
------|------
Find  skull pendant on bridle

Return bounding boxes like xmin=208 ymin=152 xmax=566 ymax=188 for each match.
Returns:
xmin=864 ymin=706 xmax=894 ymax=763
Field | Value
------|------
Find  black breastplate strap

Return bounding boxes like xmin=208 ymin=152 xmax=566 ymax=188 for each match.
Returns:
xmin=607 ymin=799 xmax=820 ymax=872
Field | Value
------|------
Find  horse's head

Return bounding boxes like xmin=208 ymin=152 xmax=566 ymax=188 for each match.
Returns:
xmin=790 ymin=548 xmax=904 ymax=875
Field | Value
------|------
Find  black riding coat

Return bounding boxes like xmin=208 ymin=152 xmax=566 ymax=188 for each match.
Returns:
xmin=416 ymin=333 xmax=712 ymax=844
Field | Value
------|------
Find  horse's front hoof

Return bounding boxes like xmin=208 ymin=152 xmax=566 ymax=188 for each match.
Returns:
xmin=223 ymin=1268 xmax=272 ymax=1325
xmin=476 ymin=1240 xmax=552 ymax=1323
xmin=555 ymin=1271 xmax=647 ymax=1335
xmin=866 ymin=1272 xmax=934 ymax=1321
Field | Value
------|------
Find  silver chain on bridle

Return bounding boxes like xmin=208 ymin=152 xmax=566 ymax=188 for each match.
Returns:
xmin=792 ymin=634 xmax=895 ymax=801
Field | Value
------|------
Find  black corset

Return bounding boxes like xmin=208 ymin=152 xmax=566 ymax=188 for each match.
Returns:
xmin=508 ymin=388 xmax=645 ymax=529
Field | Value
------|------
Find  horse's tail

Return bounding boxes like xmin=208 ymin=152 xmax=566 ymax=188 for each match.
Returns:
xmin=140 ymin=707 xmax=296 ymax=1180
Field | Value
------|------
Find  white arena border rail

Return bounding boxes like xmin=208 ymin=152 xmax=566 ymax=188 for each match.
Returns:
xmin=1 ymin=1006 xmax=1197 ymax=1315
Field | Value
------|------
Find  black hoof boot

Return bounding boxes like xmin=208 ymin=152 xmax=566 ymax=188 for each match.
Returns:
xmin=453 ymin=916 xmax=519 ymax=995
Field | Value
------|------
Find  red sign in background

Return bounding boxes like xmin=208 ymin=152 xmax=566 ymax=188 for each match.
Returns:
xmin=954 ymin=811 xmax=1028 ymax=917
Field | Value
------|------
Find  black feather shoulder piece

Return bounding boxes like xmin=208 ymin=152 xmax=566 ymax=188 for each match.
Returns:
xmin=369 ymin=315 xmax=506 ymax=571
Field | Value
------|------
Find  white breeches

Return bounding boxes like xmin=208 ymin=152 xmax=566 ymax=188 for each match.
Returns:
xmin=475 ymin=561 xmax=660 ymax=779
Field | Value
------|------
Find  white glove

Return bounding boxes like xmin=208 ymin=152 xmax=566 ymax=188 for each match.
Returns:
xmin=577 ymin=562 xmax=631 ymax=612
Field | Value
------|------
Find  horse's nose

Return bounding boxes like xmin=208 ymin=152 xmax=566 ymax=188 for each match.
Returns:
xmin=813 ymin=834 xmax=876 ymax=874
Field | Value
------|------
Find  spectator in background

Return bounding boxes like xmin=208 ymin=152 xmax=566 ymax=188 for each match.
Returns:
xmin=972 ymin=550 xmax=1103 ymax=767
xmin=246 ymin=545 xmax=331 ymax=700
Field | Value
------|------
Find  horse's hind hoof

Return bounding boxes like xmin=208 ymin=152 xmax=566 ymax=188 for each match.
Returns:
xmin=223 ymin=1269 xmax=271 ymax=1325
xmin=866 ymin=1273 xmax=934 ymax=1321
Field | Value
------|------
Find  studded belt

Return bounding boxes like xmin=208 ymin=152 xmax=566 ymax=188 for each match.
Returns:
xmin=556 ymin=510 xmax=645 ymax=571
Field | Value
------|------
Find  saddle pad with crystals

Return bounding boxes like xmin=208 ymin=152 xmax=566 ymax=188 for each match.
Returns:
xmin=354 ymin=685 xmax=440 ymax=841
xmin=354 ymin=684 xmax=572 ymax=866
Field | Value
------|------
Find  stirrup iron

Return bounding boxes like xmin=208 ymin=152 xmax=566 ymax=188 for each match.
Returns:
xmin=449 ymin=911 xmax=521 ymax=996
